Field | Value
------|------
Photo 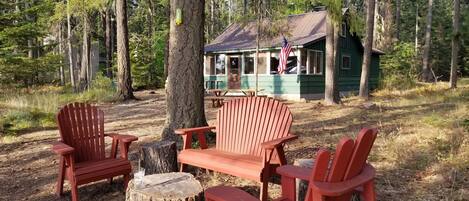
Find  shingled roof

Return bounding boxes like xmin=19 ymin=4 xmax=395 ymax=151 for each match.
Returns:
xmin=205 ymin=10 xmax=327 ymax=53
xmin=205 ymin=10 xmax=385 ymax=55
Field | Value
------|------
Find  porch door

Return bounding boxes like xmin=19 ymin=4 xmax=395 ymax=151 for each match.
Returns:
xmin=228 ymin=56 xmax=240 ymax=89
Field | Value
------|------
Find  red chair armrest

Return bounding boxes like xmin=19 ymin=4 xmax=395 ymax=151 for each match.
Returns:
xmin=51 ymin=141 xmax=74 ymax=155
xmin=276 ymin=165 xmax=311 ymax=181
xmin=175 ymin=126 xmax=216 ymax=135
xmin=105 ymin=133 xmax=138 ymax=143
xmin=311 ymin=164 xmax=376 ymax=196
xmin=261 ymin=134 xmax=298 ymax=149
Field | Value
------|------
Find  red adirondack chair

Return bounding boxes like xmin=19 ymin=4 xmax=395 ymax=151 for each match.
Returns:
xmin=205 ymin=128 xmax=378 ymax=201
xmin=51 ymin=103 xmax=138 ymax=201
xmin=176 ymin=97 xmax=298 ymax=201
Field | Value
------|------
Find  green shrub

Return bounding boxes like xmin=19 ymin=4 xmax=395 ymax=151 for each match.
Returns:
xmin=380 ymin=43 xmax=419 ymax=90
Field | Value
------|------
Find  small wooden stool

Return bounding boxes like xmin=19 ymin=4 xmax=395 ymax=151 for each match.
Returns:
xmin=126 ymin=172 xmax=203 ymax=201
xmin=205 ymin=186 xmax=259 ymax=201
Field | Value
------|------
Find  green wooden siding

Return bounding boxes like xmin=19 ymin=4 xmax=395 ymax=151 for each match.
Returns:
xmin=204 ymin=23 xmax=381 ymax=98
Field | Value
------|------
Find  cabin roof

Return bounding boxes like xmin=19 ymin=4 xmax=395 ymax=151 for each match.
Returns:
xmin=205 ymin=10 xmax=384 ymax=55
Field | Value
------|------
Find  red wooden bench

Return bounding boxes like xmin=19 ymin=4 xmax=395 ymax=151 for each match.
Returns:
xmin=176 ymin=97 xmax=298 ymax=201
xmin=205 ymin=128 xmax=378 ymax=201
xmin=51 ymin=103 xmax=138 ymax=201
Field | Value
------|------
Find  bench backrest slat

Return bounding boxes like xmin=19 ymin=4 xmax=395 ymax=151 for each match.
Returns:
xmin=216 ymin=97 xmax=293 ymax=157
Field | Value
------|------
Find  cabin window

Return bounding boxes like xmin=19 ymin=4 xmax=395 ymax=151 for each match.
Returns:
xmin=341 ymin=55 xmax=351 ymax=70
xmin=340 ymin=22 xmax=347 ymax=37
xmin=244 ymin=55 xmax=255 ymax=74
xmin=308 ymin=50 xmax=323 ymax=75
xmin=270 ymin=51 xmax=298 ymax=74
xmin=205 ymin=56 xmax=215 ymax=75
xmin=215 ymin=54 xmax=226 ymax=75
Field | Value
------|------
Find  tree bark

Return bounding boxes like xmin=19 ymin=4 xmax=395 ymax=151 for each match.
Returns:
xmin=139 ymin=140 xmax=178 ymax=175
xmin=450 ymin=0 xmax=460 ymax=89
xmin=116 ymin=0 xmax=135 ymax=100
xmin=105 ymin=7 xmax=113 ymax=79
xmin=67 ymin=2 xmax=76 ymax=90
xmin=359 ymin=0 xmax=376 ymax=99
xmin=80 ymin=14 xmax=91 ymax=91
xmin=162 ymin=0 xmax=207 ymax=141
xmin=421 ymin=0 xmax=434 ymax=82
xmin=395 ymin=0 xmax=401 ymax=40
xmin=324 ymin=12 xmax=340 ymax=105
xmin=415 ymin=2 xmax=419 ymax=52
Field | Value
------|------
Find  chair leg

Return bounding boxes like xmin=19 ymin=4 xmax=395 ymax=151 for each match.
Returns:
xmin=179 ymin=163 xmax=186 ymax=172
xmin=123 ymin=174 xmax=130 ymax=190
xmin=362 ymin=180 xmax=376 ymax=201
xmin=70 ymin=182 xmax=79 ymax=201
xmin=56 ymin=157 xmax=65 ymax=196
xmin=260 ymin=180 xmax=268 ymax=201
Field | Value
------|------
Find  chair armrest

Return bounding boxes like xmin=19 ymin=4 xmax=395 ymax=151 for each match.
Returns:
xmin=276 ymin=165 xmax=311 ymax=181
xmin=175 ymin=126 xmax=216 ymax=135
xmin=105 ymin=133 xmax=138 ymax=143
xmin=261 ymin=134 xmax=298 ymax=150
xmin=51 ymin=141 xmax=74 ymax=155
xmin=311 ymin=164 xmax=376 ymax=196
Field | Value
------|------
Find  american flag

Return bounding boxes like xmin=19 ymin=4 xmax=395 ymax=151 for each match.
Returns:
xmin=277 ymin=37 xmax=292 ymax=74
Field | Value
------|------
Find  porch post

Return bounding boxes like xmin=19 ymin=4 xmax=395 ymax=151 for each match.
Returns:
xmin=203 ymin=55 xmax=207 ymax=76
xmin=297 ymin=49 xmax=301 ymax=75
xmin=306 ymin=51 xmax=310 ymax=74
xmin=266 ymin=51 xmax=271 ymax=74
xmin=241 ymin=53 xmax=245 ymax=75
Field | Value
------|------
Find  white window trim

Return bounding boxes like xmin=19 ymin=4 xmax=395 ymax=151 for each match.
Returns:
xmin=341 ymin=54 xmax=352 ymax=70
xmin=307 ymin=50 xmax=324 ymax=75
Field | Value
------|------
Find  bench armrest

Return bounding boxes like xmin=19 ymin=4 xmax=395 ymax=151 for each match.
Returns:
xmin=311 ymin=164 xmax=375 ymax=196
xmin=261 ymin=134 xmax=298 ymax=150
xmin=51 ymin=141 xmax=75 ymax=156
xmin=175 ymin=126 xmax=216 ymax=135
xmin=276 ymin=165 xmax=311 ymax=181
xmin=105 ymin=133 xmax=138 ymax=143
xmin=176 ymin=126 xmax=215 ymax=150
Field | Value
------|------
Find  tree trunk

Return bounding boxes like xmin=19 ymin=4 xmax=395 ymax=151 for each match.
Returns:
xmin=162 ymin=0 xmax=207 ymax=141
xmin=415 ymin=2 xmax=419 ymax=52
xmin=105 ymin=7 xmax=113 ymax=79
xmin=255 ymin=0 xmax=261 ymax=95
xmin=450 ymin=0 xmax=460 ymax=89
xmin=421 ymin=0 xmax=434 ymax=82
xmin=324 ymin=13 xmax=340 ymax=105
xmin=67 ymin=3 xmax=76 ymax=90
xmin=359 ymin=0 xmax=376 ymax=99
xmin=80 ymin=15 xmax=91 ymax=91
xmin=139 ymin=140 xmax=178 ymax=175
xmin=116 ymin=0 xmax=135 ymax=100
xmin=164 ymin=3 xmax=170 ymax=80
xmin=395 ymin=0 xmax=401 ymax=40
xmin=59 ymin=23 xmax=65 ymax=85
xmin=243 ymin=0 xmax=248 ymax=15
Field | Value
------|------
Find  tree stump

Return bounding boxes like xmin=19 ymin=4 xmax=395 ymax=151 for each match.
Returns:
xmin=125 ymin=172 xmax=203 ymax=201
xmin=140 ymin=140 xmax=178 ymax=175
xmin=294 ymin=159 xmax=314 ymax=201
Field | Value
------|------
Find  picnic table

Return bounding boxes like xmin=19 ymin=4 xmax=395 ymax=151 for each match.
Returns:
xmin=204 ymin=89 xmax=262 ymax=107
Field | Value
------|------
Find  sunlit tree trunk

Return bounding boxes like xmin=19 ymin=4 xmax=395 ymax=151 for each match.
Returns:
xmin=450 ymin=0 xmax=460 ymax=88
xmin=58 ymin=23 xmax=65 ymax=85
xmin=80 ymin=15 xmax=91 ymax=90
xmin=162 ymin=0 xmax=207 ymax=141
xmin=104 ymin=7 xmax=113 ymax=78
xmin=421 ymin=0 xmax=434 ymax=82
xmin=67 ymin=2 xmax=76 ymax=90
xmin=359 ymin=0 xmax=376 ymax=99
xmin=116 ymin=0 xmax=135 ymax=100
xmin=415 ymin=2 xmax=419 ymax=52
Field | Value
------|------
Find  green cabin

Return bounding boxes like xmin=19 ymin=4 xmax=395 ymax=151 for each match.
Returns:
xmin=204 ymin=9 xmax=383 ymax=100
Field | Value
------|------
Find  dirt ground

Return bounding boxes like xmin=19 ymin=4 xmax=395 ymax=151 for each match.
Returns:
xmin=0 ymin=89 xmax=467 ymax=201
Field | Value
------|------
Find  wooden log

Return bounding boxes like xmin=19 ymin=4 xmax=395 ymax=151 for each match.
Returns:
xmin=125 ymin=172 xmax=203 ymax=201
xmin=294 ymin=159 xmax=314 ymax=201
xmin=139 ymin=140 xmax=178 ymax=175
